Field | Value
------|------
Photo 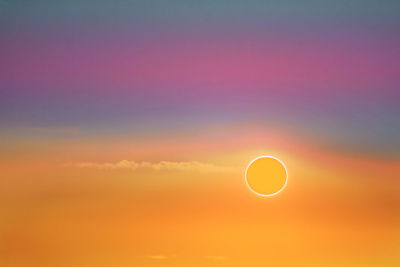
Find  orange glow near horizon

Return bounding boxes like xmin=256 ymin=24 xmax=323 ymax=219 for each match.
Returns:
xmin=1 ymin=127 xmax=400 ymax=266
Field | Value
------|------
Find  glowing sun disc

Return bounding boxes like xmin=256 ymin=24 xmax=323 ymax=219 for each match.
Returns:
xmin=245 ymin=156 xmax=288 ymax=197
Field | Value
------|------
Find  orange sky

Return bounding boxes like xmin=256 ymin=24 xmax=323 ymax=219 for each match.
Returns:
xmin=1 ymin=127 xmax=399 ymax=266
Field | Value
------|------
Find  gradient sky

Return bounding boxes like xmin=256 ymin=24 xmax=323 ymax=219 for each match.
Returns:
xmin=1 ymin=1 xmax=400 ymax=266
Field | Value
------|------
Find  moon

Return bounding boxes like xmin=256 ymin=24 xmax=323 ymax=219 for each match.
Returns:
xmin=245 ymin=156 xmax=288 ymax=197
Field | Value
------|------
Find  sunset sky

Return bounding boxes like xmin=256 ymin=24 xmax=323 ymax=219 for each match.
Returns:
xmin=1 ymin=1 xmax=400 ymax=266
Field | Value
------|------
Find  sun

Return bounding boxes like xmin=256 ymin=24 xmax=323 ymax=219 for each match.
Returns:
xmin=245 ymin=156 xmax=288 ymax=197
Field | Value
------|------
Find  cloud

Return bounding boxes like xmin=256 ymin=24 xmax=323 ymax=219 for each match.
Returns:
xmin=29 ymin=126 xmax=80 ymax=135
xmin=205 ymin=256 xmax=227 ymax=261
xmin=64 ymin=160 xmax=235 ymax=173
xmin=145 ymin=255 xmax=167 ymax=260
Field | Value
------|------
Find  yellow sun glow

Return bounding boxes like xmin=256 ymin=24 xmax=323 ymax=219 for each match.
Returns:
xmin=245 ymin=156 xmax=288 ymax=197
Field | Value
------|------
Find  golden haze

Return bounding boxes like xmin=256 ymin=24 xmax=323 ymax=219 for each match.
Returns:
xmin=1 ymin=128 xmax=400 ymax=266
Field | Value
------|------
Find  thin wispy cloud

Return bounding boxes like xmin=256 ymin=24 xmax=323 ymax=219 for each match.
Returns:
xmin=145 ymin=255 xmax=167 ymax=260
xmin=29 ymin=127 xmax=80 ymax=135
xmin=205 ymin=255 xmax=227 ymax=261
xmin=64 ymin=160 xmax=236 ymax=173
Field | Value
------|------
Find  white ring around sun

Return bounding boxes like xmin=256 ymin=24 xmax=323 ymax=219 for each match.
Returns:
xmin=245 ymin=155 xmax=288 ymax=197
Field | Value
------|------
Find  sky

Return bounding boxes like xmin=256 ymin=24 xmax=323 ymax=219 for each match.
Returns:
xmin=1 ymin=1 xmax=400 ymax=266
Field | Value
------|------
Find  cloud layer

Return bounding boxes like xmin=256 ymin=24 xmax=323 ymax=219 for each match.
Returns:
xmin=65 ymin=160 xmax=235 ymax=173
